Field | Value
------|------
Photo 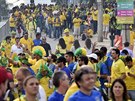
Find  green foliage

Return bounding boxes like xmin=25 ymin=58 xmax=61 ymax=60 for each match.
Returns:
xmin=0 ymin=0 xmax=8 ymax=16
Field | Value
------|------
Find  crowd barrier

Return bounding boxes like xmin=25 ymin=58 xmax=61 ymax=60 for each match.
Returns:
xmin=0 ymin=19 xmax=10 ymax=42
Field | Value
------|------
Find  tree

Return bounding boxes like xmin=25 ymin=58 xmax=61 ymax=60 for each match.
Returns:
xmin=0 ymin=0 xmax=8 ymax=16
xmin=51 ymin=0 xmax=68 ymax=5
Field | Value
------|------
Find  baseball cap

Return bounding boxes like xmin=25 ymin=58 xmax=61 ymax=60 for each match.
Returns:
xmin=57 ymin=56 xmax=66 ymax=63
xmin=11 ymin=31 xmax=16 ymax=35
xmin=64 ymin=28 xmax=70 ymax=33
xmin=87 ymin=53 xmax=98 ymax=60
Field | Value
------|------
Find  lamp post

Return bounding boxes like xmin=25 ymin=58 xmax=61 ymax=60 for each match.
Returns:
xmin=97 ymin=0 xmax=103 ymax=42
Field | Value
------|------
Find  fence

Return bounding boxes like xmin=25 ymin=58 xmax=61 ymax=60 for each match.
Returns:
xmin=0 ymin=20 xmax=10 ymax=42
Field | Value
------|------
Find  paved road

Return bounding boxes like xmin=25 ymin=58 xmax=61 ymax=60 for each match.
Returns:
xmin=0 ymin=21 xmax=7 ymax=28
xmin=45 ymin=34 xmax=110 ymax=53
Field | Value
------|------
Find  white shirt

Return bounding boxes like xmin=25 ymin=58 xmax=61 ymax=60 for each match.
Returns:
xmin=11 ymin=44 xmax=23 ymax=54
xmin=38 ymin=85 xmax=47 ymax=101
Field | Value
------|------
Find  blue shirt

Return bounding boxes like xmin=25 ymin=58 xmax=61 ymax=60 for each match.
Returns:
xmin=61 ymin=66 xmax=71 ymax=79
xmin=99 ymin=62 xmax=108 ymax=88
xmin=48 ymin=91 xmax=64 ymax=101
xmin=68 ymin=90 xmax=103 ymax=101
xmin=68 ymin=62 xmax=75 ymax=72
xmin=104 ymin=57 xmax=113 ymax=75
xmin=33 ymin=39 xmax=42 ymax=46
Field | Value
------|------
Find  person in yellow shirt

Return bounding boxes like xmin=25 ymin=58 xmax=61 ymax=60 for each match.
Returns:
xmin=92 ymin=7 xmax=98 ymax=34
xmin=125 ymin=56 xmax=135 ymax=101
xmin=36 ymin=62 xmax=53 ymax=97
xmin=129 ymin=26 xmax=135 ymax=51
xmin=11 ymin=31 xmax=16 ymax=45
xmin=14 ymin=68 xmax=47 ymax=101
xmin=27 ymin=17 xmax=36 ymax=39
xmin=47 ymin=14 xmax=53 ymax=38
xmin=9 ymin=14 xmax=16 ymax=32
xmin=86 ymin=27 xmax=93 ymax=38
xmin=53 ymin=13 xmax=61 ymax=39
xmin=14 ymin=9 xmax=19 ymax=17
xmin=63 ymin=28 xmax=74 ymax=51
xmin=108 ymin=48 xmax=126 ymax=83
xmin=60 ymin=11 xmax=66 ymax=36
xmin=73 ymin=14 xmax=82 ymax=39
xmin=31 ymin=46 xmax=46 ymax=73
xmin=103 ymin=10 xmax=110 ymax=39
xmin=3 ymin=36 xmax=12 ymax=57
xmin=109 ymin=79 xmax=131 ymax=101
xmin=21 ymin=13 xmax=27 ymax=28
xmin=56 ymin=38 xmax=67 ymax=55
xmin=20 ymin=32 xmax=34 ymax=52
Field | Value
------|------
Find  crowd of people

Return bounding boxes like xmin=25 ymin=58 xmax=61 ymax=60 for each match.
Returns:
xmin=0 ymin=1 xmax=135 ymax=101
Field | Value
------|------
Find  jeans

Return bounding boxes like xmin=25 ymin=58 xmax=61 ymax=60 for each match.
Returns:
xmin=54 ymin=26 xmax=60 ymax=39
xmin=48 ymin=24 xmax=52 ymax=38
xmin=60 ymin=25 xmax=63 ymax=37
xmin=10 ymin=27 xmax=16 ymax=32
xmin=67 ymin=21 xmax=72 ymax=29
xmin=128 ymin=90 xmax=135 ymax=101
xmin=93 ymin=20 xmax=97 ymax=34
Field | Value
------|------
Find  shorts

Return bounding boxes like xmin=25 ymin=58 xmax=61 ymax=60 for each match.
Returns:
xmin=103 ymin=25 xmax=109 ymax=32
xmin=74 ymin=27 xmax=80 ymax=35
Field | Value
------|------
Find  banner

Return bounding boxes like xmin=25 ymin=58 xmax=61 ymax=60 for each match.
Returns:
xmin=117 ymin=0 xmax=134 ymax=24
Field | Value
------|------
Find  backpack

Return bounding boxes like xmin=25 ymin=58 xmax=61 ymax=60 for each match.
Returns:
xmin=82 ymin=33 xmax=86 ymax=41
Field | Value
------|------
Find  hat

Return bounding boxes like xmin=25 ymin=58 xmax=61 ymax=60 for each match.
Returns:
xmin=87 ymin=53 xmax=98 ymax=60
xmin=33 ymin=49 xmax=43 ymax=57
xmin=36 ymin=63 xmax=53 ymax=79
xmin=11 ymin=31 xmax=16 ymax=35
xmin=64 ymin=28 xmax=70 ymax=33
xmin=57 ymin=56 xmax=66 ymax=63
xmin=74 ymin=48 xmax=87 ymax=57
xmin=0 ymin=67 xmax=11 ymax=84
xmin=32 ymin=46 xmax=46 ymax=57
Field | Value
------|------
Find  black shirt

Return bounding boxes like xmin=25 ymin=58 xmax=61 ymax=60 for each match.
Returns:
xmin=41 ymin=43 xmax=51 ymax=57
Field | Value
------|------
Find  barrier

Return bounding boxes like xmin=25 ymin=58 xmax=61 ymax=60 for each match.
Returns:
xmin=0 ymin=20 xmax=10 ymax=42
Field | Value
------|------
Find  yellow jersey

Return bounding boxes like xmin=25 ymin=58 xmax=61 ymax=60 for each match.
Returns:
xmin=47 ymin=16 xmax=53 ymax=24
xmin=73 ymin=18 xmax=82 ymax=28
xmin=111 ymin=59 xmax=125 ymax=82
xmin=125 ymin=65 xmax=135 ymax=90
xmin=4 ymin=42 xmax=12 ymax=57
xmin=32 ymin=59 xmax=45 ymax=73
xmin=130 ymin=31 xmax=135 ymax=45
xmin=64 ymin=82 xmax=79 ymax=101
xmin=20 ymin=37 xmax=34 ymax=52
xmin=11 ymin=38 xmax=16 ymax=45
xmin=9 ymin=16 xmax=16 ymax=27
xmin=92 ymin=10 xmax=98 ymax=21
xmin=56 ymin=44 xmax=67 ymax=54
xmin=39 ymin=77 xmax=54 ymax=97
xmin=60 ymin=14 xmax=66 ymax=25
xmin=63 ymin=35 xmax=74 ymax=51
xmin=53 ymin=17 xmax=61 ymax=27
xmin=103 ymin=13 xmax=110 ymax=25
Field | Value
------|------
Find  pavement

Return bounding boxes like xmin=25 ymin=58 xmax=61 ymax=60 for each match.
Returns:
xmin=0 ymin=21 xmax=7 ymax=28
xmin=46 ymin=34 xmax=111 ymax=53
